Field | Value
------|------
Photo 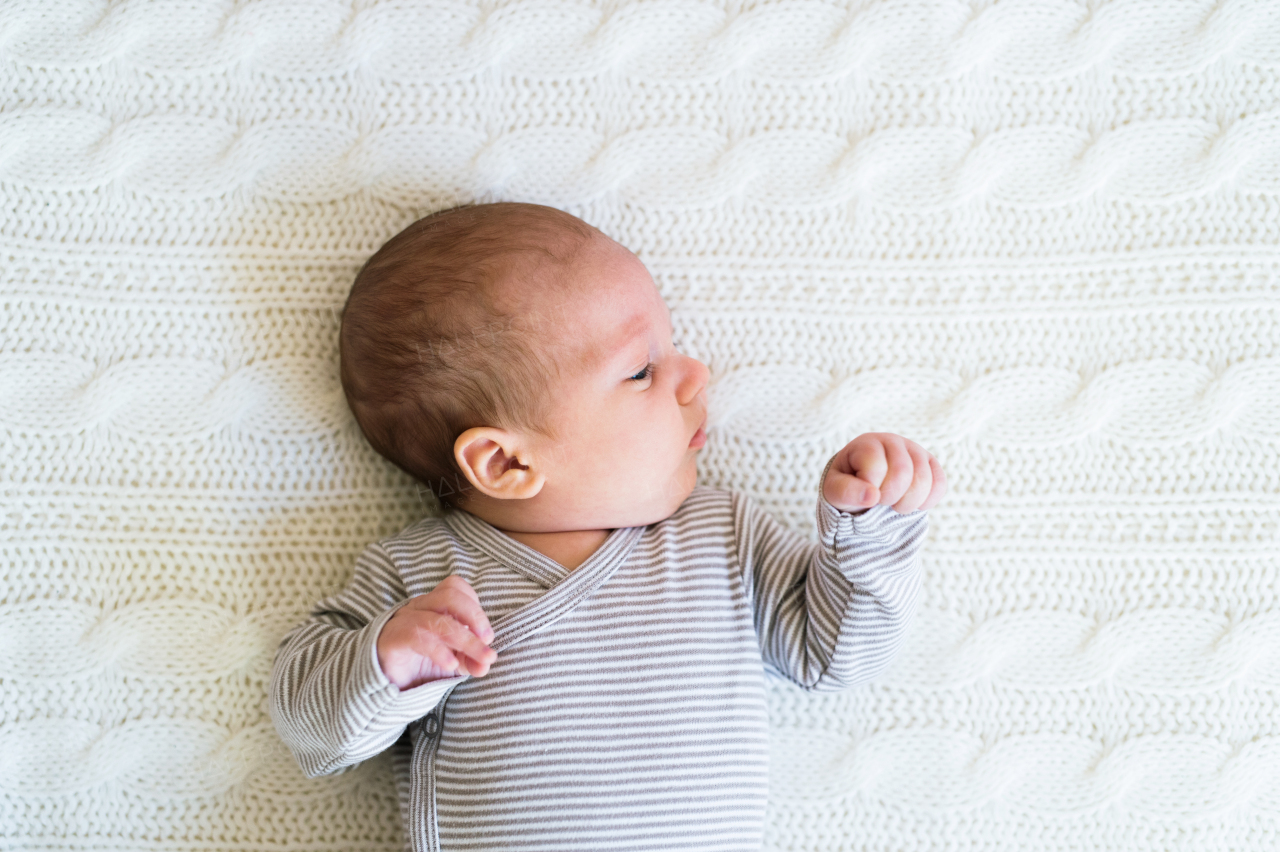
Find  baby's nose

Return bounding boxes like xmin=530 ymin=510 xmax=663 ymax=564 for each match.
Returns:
xmin=680 ymin=355 xmax=710 ymax=403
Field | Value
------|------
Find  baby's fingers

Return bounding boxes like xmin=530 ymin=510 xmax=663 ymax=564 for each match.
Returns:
xmin=413 ymin=576 xmax=495 ymax=643
xmin=919 ymin=457 xmax=948 ymax=511
xmin=845 ymin=438 xmax=888 ymax=490
xmin=889 ymin=443 xmax=936 ymax=513
xmin=875 ymin=438 xmax=917 ymax=508
xmin=409 ymin=611 xmax=497 ymax=677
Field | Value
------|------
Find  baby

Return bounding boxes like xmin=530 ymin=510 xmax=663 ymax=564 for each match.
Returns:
xmin=269 ymin=202 xmax=946 ymax=852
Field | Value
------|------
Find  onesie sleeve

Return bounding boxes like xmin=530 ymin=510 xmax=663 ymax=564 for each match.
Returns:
xmin=732 ymin=454 xmax=928 ymax=692
xmin=268 ymin=541 xmax=465 ymax=777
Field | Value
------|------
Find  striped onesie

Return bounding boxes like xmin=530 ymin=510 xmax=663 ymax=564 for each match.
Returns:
xmin=270 ymin=463 xmax=928 ymax=852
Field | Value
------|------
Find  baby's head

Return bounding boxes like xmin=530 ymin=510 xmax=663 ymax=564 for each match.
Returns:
xmin=340 ymin=202 xmax=709 ymax=533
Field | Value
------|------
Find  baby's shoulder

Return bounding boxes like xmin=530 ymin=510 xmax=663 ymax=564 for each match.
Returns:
xmin=350 ymin=513 xmax=490 ymax=597
xmin=372 ymin=512 xmax=454 ymax=545
xmin=359 ymin=513 xmax=470 ymax=570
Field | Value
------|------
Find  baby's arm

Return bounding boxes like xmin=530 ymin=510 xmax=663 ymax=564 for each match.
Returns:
xmin=735 ymin=433 xmax=945 ymax=691
xmin=269 ymin=543 xmax=493 ymax=777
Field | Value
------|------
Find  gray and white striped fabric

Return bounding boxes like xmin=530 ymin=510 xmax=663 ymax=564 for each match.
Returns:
xmin=270 ymin=470 xmax=928 ymax=852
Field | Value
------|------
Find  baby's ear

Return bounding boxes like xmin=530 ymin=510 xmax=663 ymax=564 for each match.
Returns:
xmin=453 ymin=427 xmax=545 ymax=500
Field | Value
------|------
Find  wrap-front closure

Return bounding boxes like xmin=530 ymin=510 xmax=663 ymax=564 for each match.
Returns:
xmin=408 ymin=514 xmax=646 ymax=852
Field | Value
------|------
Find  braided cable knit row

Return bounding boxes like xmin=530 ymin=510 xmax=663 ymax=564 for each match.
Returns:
xmin=2 ymin=0 xmax=1278 ymax=78
xmin=4 ymin=111 xmax=1279 ymax=204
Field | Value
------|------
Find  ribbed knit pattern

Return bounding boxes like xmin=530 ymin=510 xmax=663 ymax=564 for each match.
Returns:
xmin=3 ymin=1 xmax=1279 ymax=850
xmin=270 ymin=485 xmax=927 ymax=851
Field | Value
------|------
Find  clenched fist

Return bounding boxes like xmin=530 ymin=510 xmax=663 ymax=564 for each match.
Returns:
xmin=376 ymin=575 xmax=498 ymax=690
xmin=822 ymin=432 xmax=947 ymax=514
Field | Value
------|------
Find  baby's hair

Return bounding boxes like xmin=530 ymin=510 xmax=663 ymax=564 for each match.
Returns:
xmin=339 ymin=201 xmax=601 ymax=511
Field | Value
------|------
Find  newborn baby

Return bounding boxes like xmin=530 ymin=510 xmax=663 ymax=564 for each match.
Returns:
xmin=270 ymin=201 xmax=946 ymax=852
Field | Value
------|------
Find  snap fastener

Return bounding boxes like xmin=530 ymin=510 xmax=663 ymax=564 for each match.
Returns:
xmin=424 ymin=715 xmax=439 ymax=736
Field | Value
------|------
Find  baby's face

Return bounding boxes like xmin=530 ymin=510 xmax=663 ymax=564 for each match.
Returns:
xmin=514 ymin=234 xmax=710 ymax=530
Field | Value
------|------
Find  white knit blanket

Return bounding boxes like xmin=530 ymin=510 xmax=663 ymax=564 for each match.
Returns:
xmin=3 ymin=1 xmax=1279 ymax=850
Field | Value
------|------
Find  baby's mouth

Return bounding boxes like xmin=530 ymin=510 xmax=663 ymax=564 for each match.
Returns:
xmin=689 ymin=417 xmax=707 ymax=449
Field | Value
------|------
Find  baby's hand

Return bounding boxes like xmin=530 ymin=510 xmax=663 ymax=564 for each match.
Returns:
xmin=376 ymin=575 xmax=497 ymax=690
xmin=822 ymin=432 xmax=947 ymax=514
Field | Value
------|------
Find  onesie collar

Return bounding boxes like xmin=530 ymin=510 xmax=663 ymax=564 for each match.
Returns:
xmin=441 ymin=510 xmax=645 ymax=589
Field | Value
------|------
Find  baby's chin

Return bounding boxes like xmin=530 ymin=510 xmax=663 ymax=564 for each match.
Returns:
xmin=615 ymin=479 xmax=698 ymax=528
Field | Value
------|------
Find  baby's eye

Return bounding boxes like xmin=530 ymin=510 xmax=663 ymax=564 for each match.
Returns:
xmin=628 ymin=364 xmax=653 ymax=382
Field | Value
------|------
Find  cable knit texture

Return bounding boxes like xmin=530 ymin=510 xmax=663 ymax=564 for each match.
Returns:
xmin=2 ymin=1 xmax=1278 ymax=850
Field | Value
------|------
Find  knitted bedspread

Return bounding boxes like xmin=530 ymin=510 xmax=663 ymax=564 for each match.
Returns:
xmin=3 ymin=1 xmax=1278 ymax=850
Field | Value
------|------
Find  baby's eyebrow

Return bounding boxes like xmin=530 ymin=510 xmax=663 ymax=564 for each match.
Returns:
xmin=617 ymin=334 xmax=649 ymax=365
xmin=609 ymin=305 xmax=673 ymax=368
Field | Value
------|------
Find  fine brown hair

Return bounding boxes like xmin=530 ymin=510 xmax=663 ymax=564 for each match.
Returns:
xmin=339 ymin=202 xmax=601 ymax=511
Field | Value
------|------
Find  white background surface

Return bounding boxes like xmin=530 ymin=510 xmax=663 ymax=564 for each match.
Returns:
xmin=2 ymin=1 xmax=1278 ymax=849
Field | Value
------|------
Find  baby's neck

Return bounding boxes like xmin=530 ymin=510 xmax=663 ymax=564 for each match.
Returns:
xmin=498 ymin=527 xmax=611 ymax=572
